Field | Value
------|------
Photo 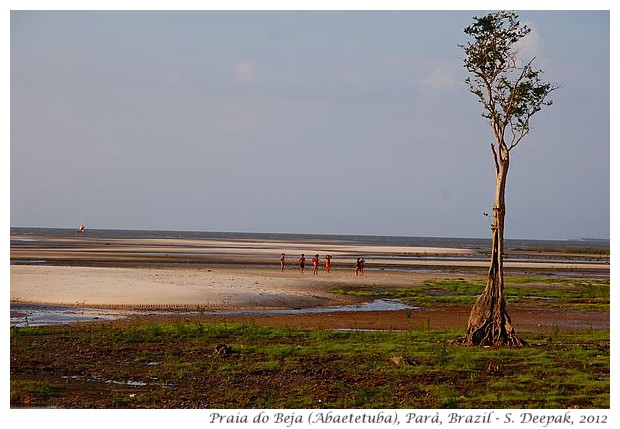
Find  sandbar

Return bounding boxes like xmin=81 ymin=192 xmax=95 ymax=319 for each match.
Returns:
xmin=10 ymin=235 xmax=609 ymax=310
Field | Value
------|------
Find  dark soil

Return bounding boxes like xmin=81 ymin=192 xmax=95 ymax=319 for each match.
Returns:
xmin=10 ymin=302 xmax=609 ymax=408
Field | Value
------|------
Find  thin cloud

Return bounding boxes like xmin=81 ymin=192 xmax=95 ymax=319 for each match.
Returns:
xmin=419 ymin=64 xmax=459 ymax=90
xmin=515 ymin=22 xmax=541 ymax=64
xmin=168 ymin=72 xmax=180 ymax=84
xmin=233 ymin=61 xmax=257 ymax=83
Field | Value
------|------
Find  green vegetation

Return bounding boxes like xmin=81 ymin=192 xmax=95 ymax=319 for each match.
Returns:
xmin=10 ymin=275 xmax=609 ymax=408
xmin=11 ymin=380 xmax=59 ymax=404
xmin=514 ymin=246 xmax=610 ymax=256
xmin=332 ymin=277 xmax=609 ymax=310
xmin=10 ymin=321 xmax=609 ymax=408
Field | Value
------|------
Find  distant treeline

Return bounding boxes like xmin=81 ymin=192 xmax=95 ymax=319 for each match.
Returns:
xmin=516 ymin=246 xmax=610 ymax=255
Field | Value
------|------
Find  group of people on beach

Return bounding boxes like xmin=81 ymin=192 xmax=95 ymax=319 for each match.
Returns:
xmin=354 ymin=257 xmax=366 ymax=276
xmin=280 ymin=253 xmax=364 ymax=275
xmin=281 ymin=253 xmax=332 ymax=274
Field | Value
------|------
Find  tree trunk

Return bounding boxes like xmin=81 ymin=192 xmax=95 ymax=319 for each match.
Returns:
xmin=465 ymin=159 xmax=522 ymax=347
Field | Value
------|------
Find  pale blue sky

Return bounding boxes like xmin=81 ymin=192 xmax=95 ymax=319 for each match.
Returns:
xmin=9 ymin=8 xmax=611 ymax=240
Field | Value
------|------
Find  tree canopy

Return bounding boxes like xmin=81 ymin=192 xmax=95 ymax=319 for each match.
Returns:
xmin=461 ymin=11 xmax=559 ymax=167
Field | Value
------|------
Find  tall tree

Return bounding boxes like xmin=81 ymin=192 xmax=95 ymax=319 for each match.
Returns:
xmin=461 ymin=11 xmax=559 ymax=347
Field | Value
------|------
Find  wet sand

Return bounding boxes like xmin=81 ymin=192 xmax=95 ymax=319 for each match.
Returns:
xmin=10 ymin=265 xmax=366 ymax=308
xmin=10 ymin=235 xmax=610 ymax=333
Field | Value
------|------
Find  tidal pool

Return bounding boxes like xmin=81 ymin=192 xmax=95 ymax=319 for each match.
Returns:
xmin=10 ymin=299 xmax=417 ymax=327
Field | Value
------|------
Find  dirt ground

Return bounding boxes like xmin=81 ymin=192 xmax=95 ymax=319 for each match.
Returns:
xmin=122 ymin=301 xmax=608 ymax=335
xmin=10 ymin=300 xmax=609 ymax=409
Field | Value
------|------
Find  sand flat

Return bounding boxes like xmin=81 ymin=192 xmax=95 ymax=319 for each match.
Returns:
xmin=10 ymin=234 xmax=609 ymax=309
xmin=10 ymin=265 xmax=360 ymax=308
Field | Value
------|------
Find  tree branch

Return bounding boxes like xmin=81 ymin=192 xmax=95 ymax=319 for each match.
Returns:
xmin=507 ymin=121 xmax=528 ymax=151
xmin=490 ymin=142 xmax=500 ymax=174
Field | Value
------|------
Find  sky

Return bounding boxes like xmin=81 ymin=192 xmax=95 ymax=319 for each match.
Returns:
xmin=7 ymin=4 xmax=613 ymax=240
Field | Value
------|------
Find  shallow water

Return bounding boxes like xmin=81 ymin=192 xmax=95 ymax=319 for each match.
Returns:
xmin=10 ymin=304 xmax=135 ymax=327
xmin=61 ymin=374 xmax=173 ymax=388
xmin=10 ymin=299 xmax=417 ymax=327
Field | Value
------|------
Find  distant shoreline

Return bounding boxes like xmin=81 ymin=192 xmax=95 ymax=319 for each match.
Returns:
xmin=9 ymin=226 xmax=611 ymax=250
xmin=10 ymin=231 xmax=609 ymax=311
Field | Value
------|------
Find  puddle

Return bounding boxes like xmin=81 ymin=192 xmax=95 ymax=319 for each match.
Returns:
xmin=213 ymin=299 xmax=417 ymax=317
xmin=331 ymin=328 xmax=407 ymax=333
xmin=10 ymin=260 xmax=47 ymax=265
xmin=10 ymin=299 xmax=418 ymax=327
xmin=10 ymin=304 xmax=136 ymax=327
xmin=61 ymin=374 xmax=173 ymax=388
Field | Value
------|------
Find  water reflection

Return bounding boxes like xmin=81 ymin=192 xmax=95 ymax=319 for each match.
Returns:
xmin=10 ymin=299 xmax=417 ymax=327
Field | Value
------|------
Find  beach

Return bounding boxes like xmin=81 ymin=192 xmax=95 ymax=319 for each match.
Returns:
xmin=10 ymin=265 xmax=362 ymax=308
xmin=10 ymin=232 xmax=473 ymax=308
xmin=10 ymin=230 xmax=610 ymax=332
xmin=10 ymin=230 xmax=611 ymax=409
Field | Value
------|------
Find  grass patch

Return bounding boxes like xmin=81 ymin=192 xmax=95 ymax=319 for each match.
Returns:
xmin=332 ymin=279 xmax=482 ymax=305
xmin=332 ymin=276 xmax=609 ymax=310
xmin=11 ymin=380 xmax=59 ymax=404
xmin=514 ymin=246 xmax=610 ymax=256
xmin=10 ymin=321 xmax=609 ymax=409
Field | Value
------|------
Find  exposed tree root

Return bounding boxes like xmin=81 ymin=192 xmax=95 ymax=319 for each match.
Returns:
xmin=464 ymin=277 xmax=522 ymax=347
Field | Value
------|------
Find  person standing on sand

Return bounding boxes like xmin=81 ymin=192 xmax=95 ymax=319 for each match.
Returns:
xmin=280 ymin=253 xmax=286 ymax=271
xmin=312 ymin=254 xmax=319 ymax=274
xmin=360 ymin=257 xmax=366 ymax=275
xmin=325 ymin=255 xmax=332 ymax=273
xmin=299 ymin=254 xmax=306 ymax=273
xmin=355 ymin=258 xmax=361 ymax=275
